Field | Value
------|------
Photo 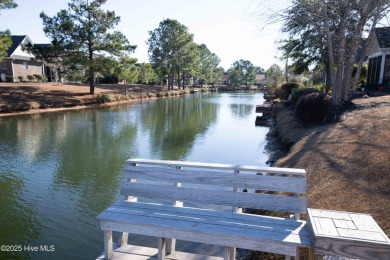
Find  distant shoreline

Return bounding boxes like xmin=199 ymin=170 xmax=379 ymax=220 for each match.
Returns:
xmin=0 ymin=82 xmax=264 ymax=117
xmin=0 ymin=82 xmax=187 ymax=117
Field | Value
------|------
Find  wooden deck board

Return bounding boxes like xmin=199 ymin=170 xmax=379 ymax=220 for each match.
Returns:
xmin=307 ymin=208 xmax=390 ymax=260
xmin=96 ymin=245 xmax=223 ymax=260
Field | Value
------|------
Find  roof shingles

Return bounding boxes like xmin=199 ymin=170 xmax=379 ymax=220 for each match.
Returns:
xmin=375 ymin=27 xmax=390 ymax=49
xmin=6 ymin=35 xmax=27 ymax=57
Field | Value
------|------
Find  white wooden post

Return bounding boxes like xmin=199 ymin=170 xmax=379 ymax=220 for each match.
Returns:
xmin=118 ymin=232 xmax=128 ymax=247
xmin=119 ymin=163 xmax=137 ymax=247
xmin=379 ymin=53 xmax=386 ymax=84
xmin=292 ymin=176 xmax=301 ymax=260
xmin=104 ymin=230 xmax=113 ymax=260
xmin=158 ymin=237 xmax=166 ymax=260
xmin=232 ymin=170 xmax=241 ymax=213
xmin=167 ymin=166 xmax=183 ymax=255
xmin=228 ymin=169 xmax=242 ymax=260
xmin=224 ymin=246 xmax=231 ymax=260
xmin=126 ymin=163 xmax=138 ymax=202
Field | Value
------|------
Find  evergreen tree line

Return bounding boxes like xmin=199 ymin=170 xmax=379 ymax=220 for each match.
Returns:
xmin=1 ymin=0 xmax=264 ymax=94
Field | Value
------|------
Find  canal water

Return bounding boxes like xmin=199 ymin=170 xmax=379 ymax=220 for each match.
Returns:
xmin=0 ymin=91 xmax=269 ymax=259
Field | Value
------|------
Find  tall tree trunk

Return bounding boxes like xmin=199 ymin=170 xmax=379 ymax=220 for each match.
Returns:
xmin=182 ymin=72 xmax=185 ymax=90
xmin=177 ymin=71 xmax=181 ymax=89
xmin=166 ymin=75 xmax=169 ymax=90
xmin=333 ymin=1 xmax=349 ymax=105
xmin=87 ymin=3 xmax=94 ymax=95
xmin=322 ymin=2 xmax=337 ymax=105
xmin=124 ymin=80 xmax=127 ymax=97
xmin=89 ymin=69 xmax=95 ymax=95
xmin=353 ymin=5 xmax=379 ymax=94
xmin=325 ymin=61 xmax=331 ymax=93
xmin=285 ymin=57 xmax=289 ymax=83
xmin=170 ymin=73 xmax=174 ymax=90
xmin=342 ymin=2 xmax=370 ymax=99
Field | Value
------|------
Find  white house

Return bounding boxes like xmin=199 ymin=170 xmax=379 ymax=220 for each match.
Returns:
xmin=366 ymin=27 xmax=390 ymax=90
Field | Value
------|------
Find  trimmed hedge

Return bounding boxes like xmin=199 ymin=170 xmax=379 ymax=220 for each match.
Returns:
xmin=295 ymin=91 xmax=332 ymax=124
xmin=279 ymin=82 xmax=304 ymax=99
xmin=291 ymin=88 xmax=319 ymax=104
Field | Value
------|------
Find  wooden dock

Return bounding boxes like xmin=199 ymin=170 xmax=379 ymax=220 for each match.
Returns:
xmin=97 ymin=245 xmax=223 ymax=260
xmin=255 ymin=103 xmax=276 ymax=114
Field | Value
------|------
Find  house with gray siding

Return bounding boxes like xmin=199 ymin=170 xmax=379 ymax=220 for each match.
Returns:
xmin=366 ymin=27 xmax=390 ymax=90
xmin=0 ymin=35 xmax=45 ymax=82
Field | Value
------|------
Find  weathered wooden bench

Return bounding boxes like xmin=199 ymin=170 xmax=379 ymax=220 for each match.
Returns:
xmin=97 ymin=158 xmax=312 ymax=260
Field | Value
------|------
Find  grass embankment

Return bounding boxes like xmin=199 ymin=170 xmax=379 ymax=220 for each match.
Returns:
xmin=273 ymin=95 xmax=390 ymax=237
xmin=0 ymin=82 xmax=191 ymax=116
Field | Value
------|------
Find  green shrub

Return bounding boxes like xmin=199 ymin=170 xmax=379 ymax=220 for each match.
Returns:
xmin=295 ymin=91 xmax=332 ymax=124
xmin=279 ymin=82 xmax=304 ymax=99
xmin=312 ymin=84 xmax=325 ymax=92
xmin=33 ymin=74 xmax=42 ymax=82
xmin=6 ymin=76 xmax=14 ymax=82
xmin=27 ymin=75 xmax=34 ymax=81
xmin=291 ymin=88 xmax=319 ymax=104
xmin=99 ymin=75 xmax=118 ymax=84
xmin=17 ymin=76 xmax=24 ymax=82
xmin=95 ymin=94 xmax=111 ymax=103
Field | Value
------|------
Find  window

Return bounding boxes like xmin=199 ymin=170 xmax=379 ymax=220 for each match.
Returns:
xmin=23 ymin=62 xmax=28 ymax=69
xmin=0 ymin=61 xmax=6 ymax=70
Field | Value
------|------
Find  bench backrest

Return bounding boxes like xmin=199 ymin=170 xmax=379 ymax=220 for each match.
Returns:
xmin=120 ymin=159 xmax=307 ymax=216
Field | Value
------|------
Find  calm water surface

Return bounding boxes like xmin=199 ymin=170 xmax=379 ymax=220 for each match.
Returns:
xmin=0 ymin=91 xmax=269 ymax=259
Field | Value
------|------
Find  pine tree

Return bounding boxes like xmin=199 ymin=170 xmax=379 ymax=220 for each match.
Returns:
xmin=40 ymin=0 xmax=135 ymax=94
xmin=0 ymin=0 xmax=17 ymax=61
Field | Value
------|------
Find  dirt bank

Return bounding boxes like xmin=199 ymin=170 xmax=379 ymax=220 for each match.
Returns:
xmin=273 ymin=96 xmax=390 ymax=236
xmin=0 ymin=82 xmax=188 ymax=116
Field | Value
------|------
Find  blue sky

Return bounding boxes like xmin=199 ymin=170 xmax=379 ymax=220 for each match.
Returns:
xmin=0 ymin=0 xmax=286 ymax=70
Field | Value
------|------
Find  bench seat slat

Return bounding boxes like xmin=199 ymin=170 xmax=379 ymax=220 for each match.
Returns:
xmin=112 ymin=200 xmax=304 ymax=228
xmin=127 ymin=159 xmax=306 ymax=176
xmin=97 ymin=202 xmax=311 ymax=256
xmin=99 ymin=201 xmax=310 ymax=236
xmin=122 ymin=166 xmax=306 ymax=194
xmin=120 ymin=182 xmax=306 ymax=213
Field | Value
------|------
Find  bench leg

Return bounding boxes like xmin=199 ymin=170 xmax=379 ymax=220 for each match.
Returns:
xmin=224 ymin=247 xmax=231 ymax=260
xmin=167 ymin=238 xmax=176 ymax=255
xmin=230 ymin=247 xmax=235 ymax=260
xmin=158 ymin=237 xmax=166 ymax=260
xmin=118 ymin=232 xmax=128 ymax=247
xmin=104 ymin=230 xmax=113 ymax=260
xmin=224 ymin=246 xmax=235 ymax=260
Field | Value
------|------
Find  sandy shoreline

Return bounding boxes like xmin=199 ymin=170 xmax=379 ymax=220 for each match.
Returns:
xmin=272 ymin=95 xmax=390 ymax=237
xmin=0 ymin=82 xmax=187 ymax=117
